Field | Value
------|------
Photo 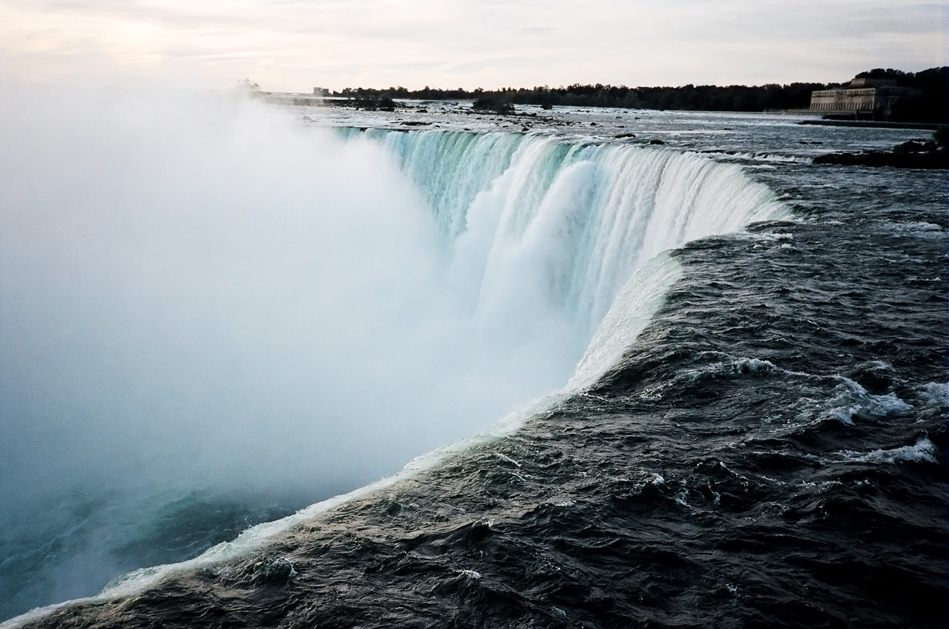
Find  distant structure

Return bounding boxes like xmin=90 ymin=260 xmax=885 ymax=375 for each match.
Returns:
xmin=810 ymin=76 xmax=920 ymax=119
xmin=313 ymin=87 xmax=329 ymax=96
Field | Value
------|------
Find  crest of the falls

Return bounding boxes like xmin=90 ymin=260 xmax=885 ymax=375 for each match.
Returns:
xmin=355 ymin=129 xmax=789 ymax=369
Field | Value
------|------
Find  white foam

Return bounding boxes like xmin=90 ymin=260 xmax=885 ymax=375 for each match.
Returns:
xmin=917 ymin=382 xmax=949 ymax=406
xmin=729 ymin=231 xmax=794 ymax=242
xmin=878 ymin=220 xmax=945 ymax=238
xmin=823 ymin=382 xmax=913 ymax=426
xmin=681 ymin=357 xmax=780 ymax=382
xmin=841 ymin=438 xmax=938 ymax=465
xmin=457 ymin=569 xmax=482 ymax=580
xmin=698 ymin=151 xmax=811 ymax=164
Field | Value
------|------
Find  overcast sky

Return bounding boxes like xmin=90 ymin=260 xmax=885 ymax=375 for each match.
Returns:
xmin=1 ymin=0 xmax=946 ymax=91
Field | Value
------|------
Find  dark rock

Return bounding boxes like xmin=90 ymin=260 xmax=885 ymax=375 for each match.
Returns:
xmin=893 ymin=139 xmax=937 ymax=153
xmin=815 ymin=129 xmax=949 ymax=169
xmin=472 ymin=97 xmax=514 ymax=115
xmin=813 ymin=149 xmax=948 ymax=169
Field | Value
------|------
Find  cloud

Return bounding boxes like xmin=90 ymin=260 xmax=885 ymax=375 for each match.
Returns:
xmin=0 ymin=0 xmax=946 ymax=91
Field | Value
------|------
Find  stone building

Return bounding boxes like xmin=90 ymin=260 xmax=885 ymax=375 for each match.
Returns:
xmin=810 ymin=76 xmax=921 ymax=119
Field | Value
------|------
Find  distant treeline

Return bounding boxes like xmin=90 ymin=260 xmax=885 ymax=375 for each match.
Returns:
xmin=856 ymin=67 xmax=948 ymax=123
xmin=332 ymin=67 xmax=947 ymax=122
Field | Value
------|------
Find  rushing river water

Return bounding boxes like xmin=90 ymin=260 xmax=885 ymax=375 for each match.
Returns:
xmin=1 ymin=92 xmax=945 ymax=628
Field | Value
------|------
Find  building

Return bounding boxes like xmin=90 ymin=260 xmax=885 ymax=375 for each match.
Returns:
xmin=810 ymin=76 xmax=921 ymax=119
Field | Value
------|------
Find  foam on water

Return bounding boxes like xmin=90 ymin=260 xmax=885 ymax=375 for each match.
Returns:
xmin=822 ymin=382 xmax=914 ymax=426
xmin=840 ymin=438 xmax=938 ymax=465
xmin=918 ymin=382 xmax=949 ymax=405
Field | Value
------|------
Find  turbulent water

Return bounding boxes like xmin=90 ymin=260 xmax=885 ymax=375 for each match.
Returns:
xmin=1 ymin=94 xmax=946 ymax=628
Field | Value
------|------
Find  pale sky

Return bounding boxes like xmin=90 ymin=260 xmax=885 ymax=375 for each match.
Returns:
xmin=1 ymin=0 xmax=946 ymax=91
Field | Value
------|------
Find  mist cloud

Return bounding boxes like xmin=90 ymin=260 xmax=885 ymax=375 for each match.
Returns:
xmin=0 ymin=85 xmax=580 ymax=506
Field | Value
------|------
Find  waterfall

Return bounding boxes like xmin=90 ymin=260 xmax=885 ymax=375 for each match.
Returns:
xmin=357 ymin=128 xmax=789 ymax=366
xmin=0 ymin=90 xmax=790 ymax=623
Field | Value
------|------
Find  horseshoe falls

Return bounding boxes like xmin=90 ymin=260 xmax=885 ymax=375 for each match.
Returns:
xmin=1 ymin=87 xmax=787 ymax=622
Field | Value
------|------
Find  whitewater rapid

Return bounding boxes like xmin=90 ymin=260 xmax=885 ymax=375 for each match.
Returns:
xmin=0 ymin=90 xmax=789 ymax=623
